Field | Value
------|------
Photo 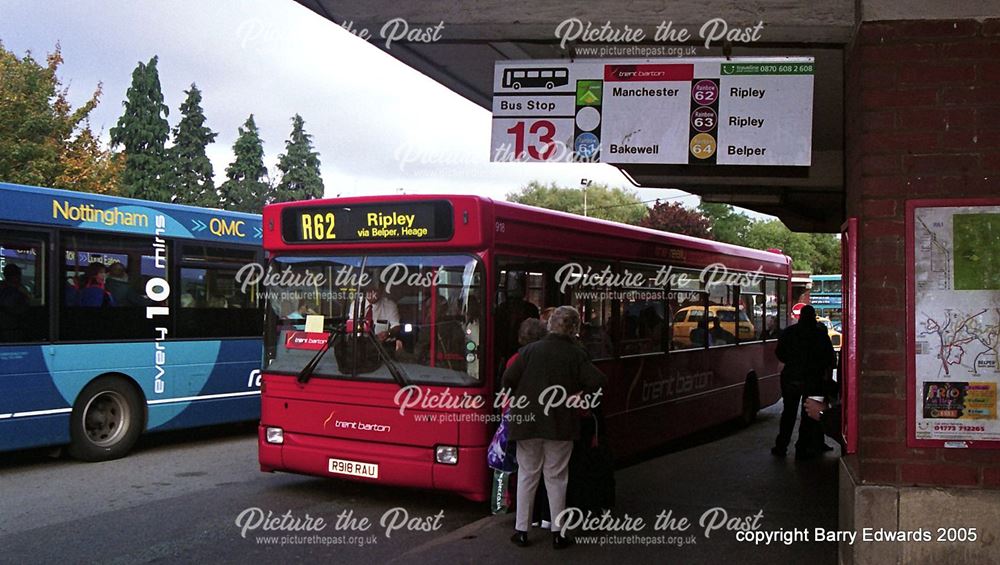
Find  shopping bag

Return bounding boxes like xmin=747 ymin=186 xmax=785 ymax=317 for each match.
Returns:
xmin=491 ymin=469 xmax=513 ymax=514
xmin=487 ymin=412 xmax=517 ymax=473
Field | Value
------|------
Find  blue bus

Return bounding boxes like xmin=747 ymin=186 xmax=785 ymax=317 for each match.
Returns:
xmin=809 ymin=274 xmax=843 ymax=327
xmin=0 ymin=182 xmax=263 ymax=461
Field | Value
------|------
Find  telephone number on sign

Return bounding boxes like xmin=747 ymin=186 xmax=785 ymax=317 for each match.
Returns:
xmin=933 ymin=424 xmax=985 ymax=432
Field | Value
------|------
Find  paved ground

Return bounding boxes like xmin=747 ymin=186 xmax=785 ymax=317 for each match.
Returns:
xmin=0 ymin=403 xmax=840 ymax=564
xmin=396 ymin=402 xmax=842 ymax=564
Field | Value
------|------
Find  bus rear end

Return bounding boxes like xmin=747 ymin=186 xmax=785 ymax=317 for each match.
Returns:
xmin=257 ymin=197 xmax=493 ymax=501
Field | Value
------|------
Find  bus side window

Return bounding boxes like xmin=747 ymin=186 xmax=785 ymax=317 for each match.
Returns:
xmin=0 ymin=229 xmax=49 ymax=343
xmin=764 ymin=279 xmax=781 ymax=338
xmin=739 ymin=278 xmax=765 ymax=342
xmin=618 ymin=264 xmax=665 ymax=355
xmin=60 ymin=232 xmax=165 ymax=341
xmin=668 ymin=268 xmax=705 ymax=350
xmin=177 ymin=245 xmax=262 ymax=338
xmin=705 ymin=283 xmax=735 ymax=347
xmin=569 ymin=263 xmax=614 ymax=360
xmin=777 ymin=279 xmax=789 ymax=329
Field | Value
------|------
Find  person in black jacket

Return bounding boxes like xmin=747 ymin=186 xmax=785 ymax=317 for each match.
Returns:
xmin=502 ymin=305 xmax=606 ymax=549
xmin=771 ymin=305 xmax=835 ymax=460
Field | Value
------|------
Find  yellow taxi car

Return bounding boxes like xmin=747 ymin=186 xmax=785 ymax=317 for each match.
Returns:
xmin=671 ymin=305 xmax=756 ymax=348
xmin=818 ymin=316 xmax=842 ymax=352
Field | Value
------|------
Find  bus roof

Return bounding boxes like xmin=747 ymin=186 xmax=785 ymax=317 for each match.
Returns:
xmin=265 ymin=194 xmax=792 ymax=273
xmin=491 ymin=197 xmax=792 ymax=268
xmin=0 ymin=182 xmax=261 ymax=245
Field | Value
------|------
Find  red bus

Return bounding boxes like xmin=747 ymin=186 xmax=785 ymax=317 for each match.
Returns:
xmin=258 ymin=195 xmax=791 ymax=502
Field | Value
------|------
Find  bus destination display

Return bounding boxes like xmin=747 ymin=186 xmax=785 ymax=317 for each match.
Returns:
xmin=282 ymin=201 xmax=454 ymax=243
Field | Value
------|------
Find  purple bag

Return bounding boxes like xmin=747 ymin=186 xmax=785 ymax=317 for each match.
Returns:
xmin=487 ymin=413 xmax=517 ymax=472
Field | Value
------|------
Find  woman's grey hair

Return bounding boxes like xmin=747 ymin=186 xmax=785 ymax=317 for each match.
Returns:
xmin=517 ymin=318 xmax=548 ymax=346
xmin=546 ymin=305 xmax=580 ymax=336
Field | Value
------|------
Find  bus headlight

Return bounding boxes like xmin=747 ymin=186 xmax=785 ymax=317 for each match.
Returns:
xmin=265 ymin=427 xmax=284 ymax=444
xmin=435 ymin=445 xmax=458 ymax=465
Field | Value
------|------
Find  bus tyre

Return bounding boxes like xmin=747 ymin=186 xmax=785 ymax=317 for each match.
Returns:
xmin=68 ymin=376 xmax=143 ymax=462
xmin=740 ymin=376 xmax=760 ymax=427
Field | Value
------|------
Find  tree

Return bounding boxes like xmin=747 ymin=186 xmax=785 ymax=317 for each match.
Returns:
xmin=169 ymin=84 xmax=218 ymax=207
xmin=698 ymin=202 xmax=751 ymax=245
xmin=55 ymin=125 xmax=123 ymax=195
xmin=738 ymin=219 xmax=841 ymax=273
xmin=220 ymin=115 xmax=269 ymax=213
xmin=110 ymin=56 xmax=170 ymax=201
xmin=639 ymin=200 xmax=713 ymax=239
xmin=507 ymin=181 xmax=647 ymax=224
xmin=272 ymin=114 xmax=323 ymax=203
xmin=0 ymin=41 xmax=116 ymax=192
xmin=807 ymin=233 xmax=842 ymax=274
xmin=695 ymin=201 xmax=842 ymax=273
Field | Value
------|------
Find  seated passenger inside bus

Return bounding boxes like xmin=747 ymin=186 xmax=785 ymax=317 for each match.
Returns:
xmin=0 ymin=264 xmax=30 ymax=342
xmin=106 ymin=262 xmax=145 ymax=307
xmin=78 ymin=263 xmax=115 ymax=308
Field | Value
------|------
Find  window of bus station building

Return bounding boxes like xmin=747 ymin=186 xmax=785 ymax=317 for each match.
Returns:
xmin=0 ymin=229 xmax=49 ymax=343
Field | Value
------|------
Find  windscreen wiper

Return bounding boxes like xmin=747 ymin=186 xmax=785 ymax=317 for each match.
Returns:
xmin=367 ymin=320 xmax=409 ymax=389
xmin=297 ymin=320 xmax=345 ymax=384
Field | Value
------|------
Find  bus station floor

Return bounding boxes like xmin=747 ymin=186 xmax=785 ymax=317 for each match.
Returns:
xmin=393 ymin=402 xmax=840 ymax=564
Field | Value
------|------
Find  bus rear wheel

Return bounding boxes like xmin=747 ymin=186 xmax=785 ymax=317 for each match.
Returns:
xmin=740 ymin=375 xmax=760 ymax=427
xmin=68 ymin=376 xmax=143 ymax=462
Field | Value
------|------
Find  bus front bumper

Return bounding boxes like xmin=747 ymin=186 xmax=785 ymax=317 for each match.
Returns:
xmin=258 ymin=426 xmax=489 ymax=502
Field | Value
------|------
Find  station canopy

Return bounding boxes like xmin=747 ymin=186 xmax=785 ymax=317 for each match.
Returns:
xmin=296 ymin=0 xmax=852 ymax=231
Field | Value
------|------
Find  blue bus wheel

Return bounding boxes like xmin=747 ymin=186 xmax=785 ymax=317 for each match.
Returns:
xmin=68 ymin=376 xmax=143 ymax=462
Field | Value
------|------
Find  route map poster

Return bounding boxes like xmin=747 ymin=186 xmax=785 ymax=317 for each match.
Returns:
xmin=908 ymin=201 xmax=1000 ymax=446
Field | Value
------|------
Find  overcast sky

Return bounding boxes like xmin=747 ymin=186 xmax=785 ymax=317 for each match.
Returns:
xmin=0 ymin=0 xmax=698 ymax=208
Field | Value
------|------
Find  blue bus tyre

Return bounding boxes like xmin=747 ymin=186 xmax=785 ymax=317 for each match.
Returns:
xmin=68 ymin=377 xmax=143 ymax=462
xmin=740 ymin=376 xmax=760 ymax=427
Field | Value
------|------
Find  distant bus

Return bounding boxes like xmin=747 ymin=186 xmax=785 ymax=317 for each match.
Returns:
xmin=258 ymin=195 xmax=791 ymax=502
xmin=502 ymin=67 xmax=569 ymax=90
xmin=0 ymin=182 xmax=263 ymax=461
xmin=809 ymin=274 xmax=843 ymax=324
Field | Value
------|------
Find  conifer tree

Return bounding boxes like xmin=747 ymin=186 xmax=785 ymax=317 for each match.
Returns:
xmin=169 ymin=84 xmax=218 ymax=207
xmin=272 ymin=114 xmax=323 ymax=203
xmin=220 ymin=115 xmax=268 ymax=213
xmin=109 ymin=56 xmax=170 ymax=201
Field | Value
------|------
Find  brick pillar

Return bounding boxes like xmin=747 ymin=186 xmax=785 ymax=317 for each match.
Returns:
xmin=842 ymin=18 xmax=1000 ymax=565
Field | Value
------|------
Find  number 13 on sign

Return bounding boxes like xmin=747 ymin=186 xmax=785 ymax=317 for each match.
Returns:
xmin=491 ymin=118 xmax=574 ymax=162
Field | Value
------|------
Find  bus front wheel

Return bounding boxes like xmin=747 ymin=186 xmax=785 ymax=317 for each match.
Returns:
xmin=68 ymin=376 xmax=143 ymax=462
